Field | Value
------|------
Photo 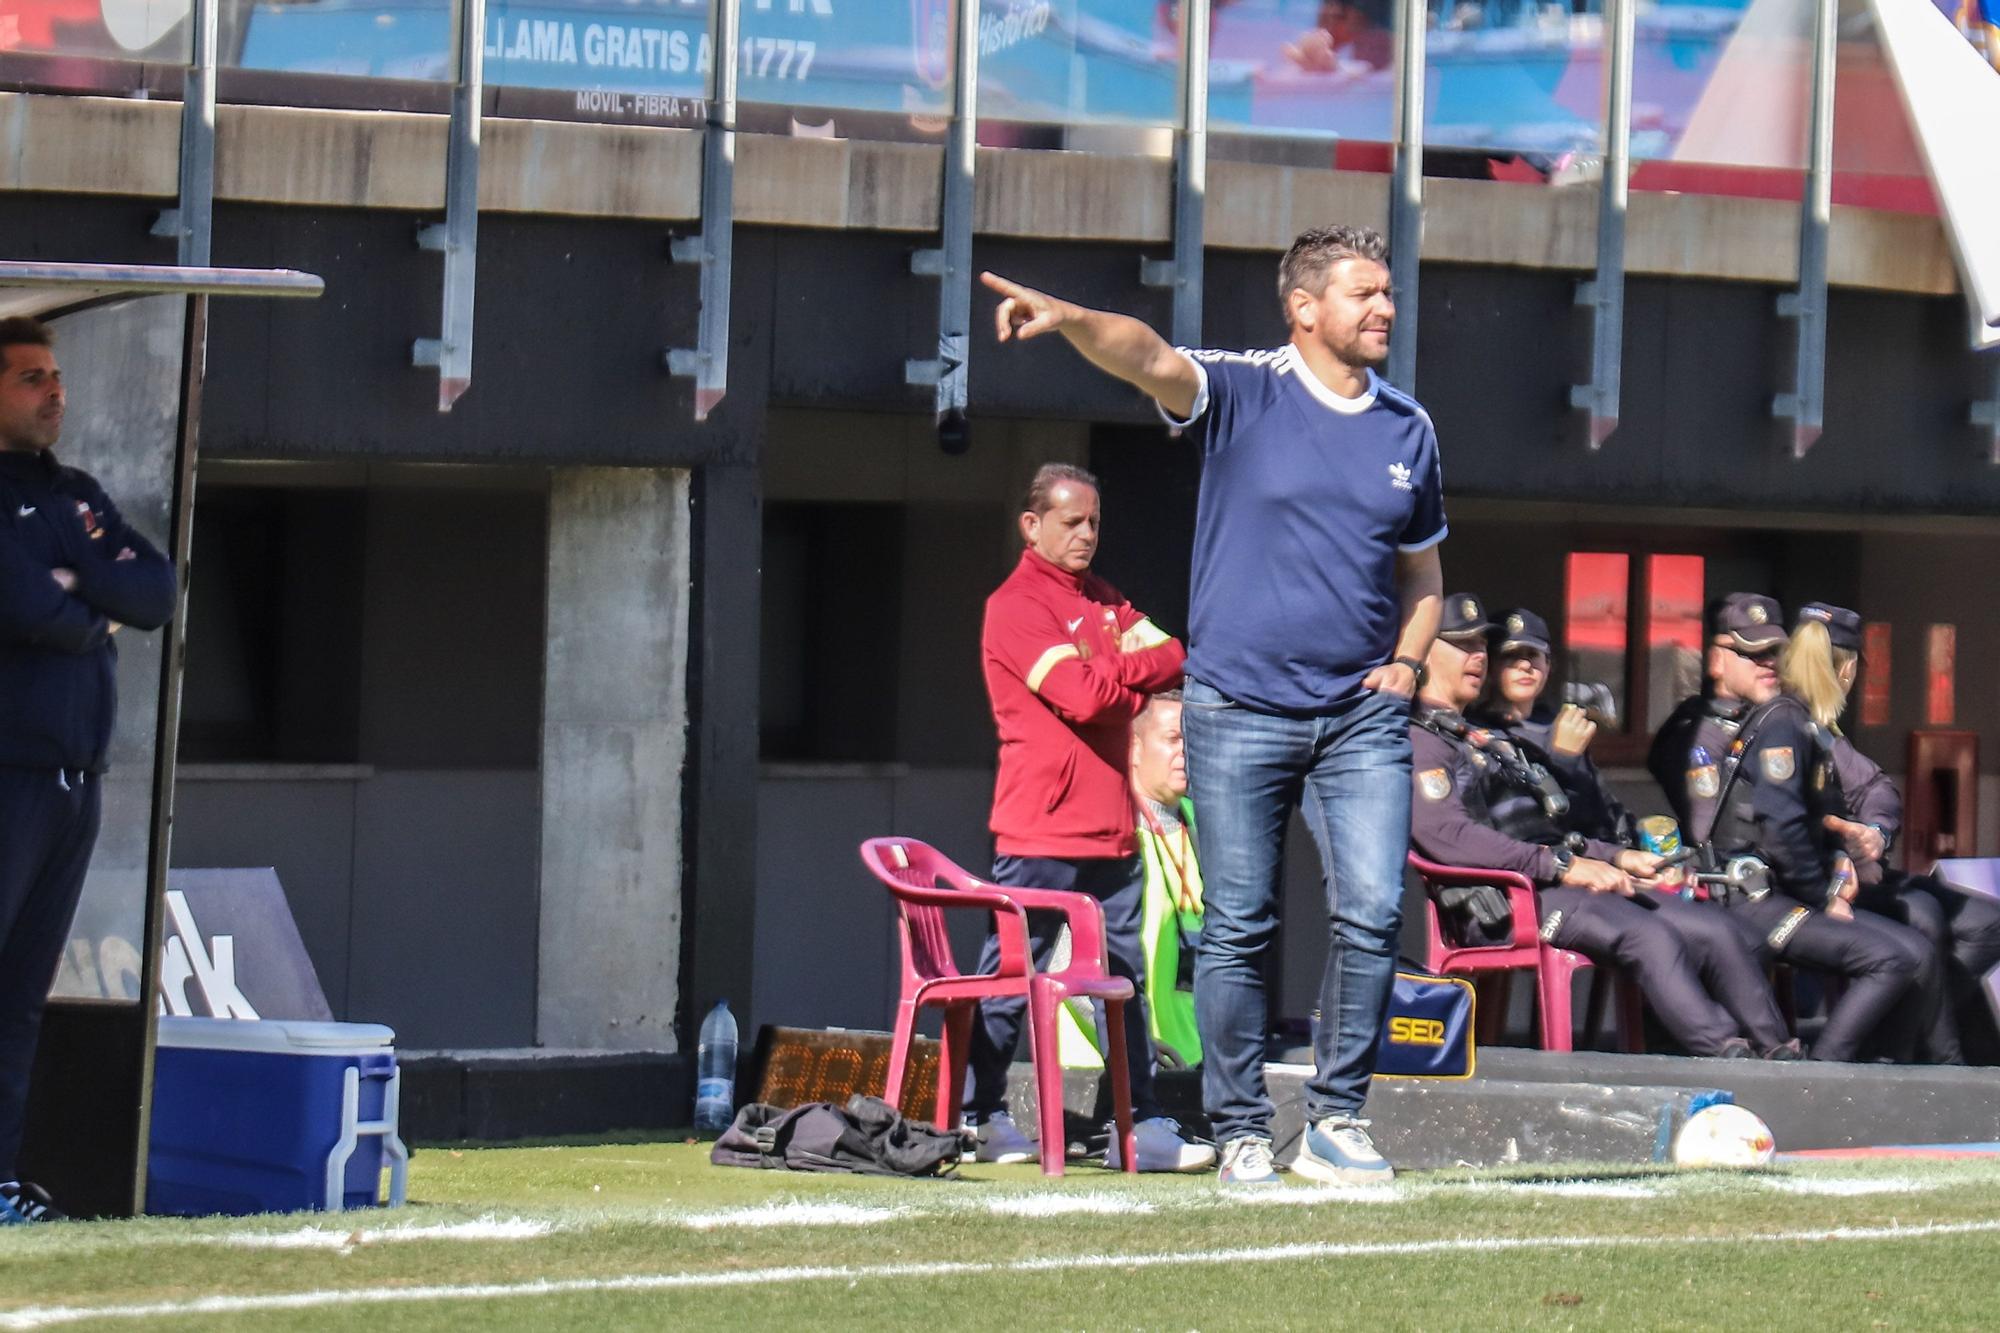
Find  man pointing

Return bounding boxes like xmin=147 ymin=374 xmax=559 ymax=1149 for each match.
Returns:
xmin=983 ymin=225 xmax=1446 ymax=1186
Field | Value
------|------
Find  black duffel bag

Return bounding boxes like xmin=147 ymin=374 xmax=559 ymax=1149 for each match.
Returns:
xmin=710 ymin=1093 xmax=962 ymax=1177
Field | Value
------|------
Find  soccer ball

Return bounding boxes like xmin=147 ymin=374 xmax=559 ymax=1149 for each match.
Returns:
xmin=1673 ymin=1103 xmax=1776 ymax=1168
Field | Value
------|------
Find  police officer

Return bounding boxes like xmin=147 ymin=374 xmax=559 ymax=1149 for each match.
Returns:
xmin=1412 ymin=595 xmax=1793 ymax=1058
xmin=0 ymin=317 xmax=177 ymax=1222
xmin=1783 ymin=602 xmax=2000 ymax=1064
xmin=1470 ymin=607 xmax=1633 ymax=846
xmin=1649 ymin=593 xmax=1933 ymax=1063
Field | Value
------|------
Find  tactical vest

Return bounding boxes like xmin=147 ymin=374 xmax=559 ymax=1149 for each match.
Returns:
xmin=1417 ymin=709 xmax=1567 ymax=847
xmin=1691 ymin=696 xmax=1840 ymax=858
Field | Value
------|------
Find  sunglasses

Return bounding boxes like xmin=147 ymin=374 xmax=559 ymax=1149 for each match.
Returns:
xmin=1719 ymin=642 xmax=1781 ymax=666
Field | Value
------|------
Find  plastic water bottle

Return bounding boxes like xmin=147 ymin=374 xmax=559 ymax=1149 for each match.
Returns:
xmin=693 ymin=999 xmax=738 ymax=1134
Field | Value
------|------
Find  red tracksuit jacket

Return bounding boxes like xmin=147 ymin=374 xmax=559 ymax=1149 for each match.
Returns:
xmin=982 ymin=548 xmax=1187 ymax=859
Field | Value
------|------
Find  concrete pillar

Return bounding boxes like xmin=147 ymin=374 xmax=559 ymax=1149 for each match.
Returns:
xmin=44 ymin=297 xmax=182 ymax=1002
xmin=538 ymin=468 xmax=692 ymax=1051
xmin=685 ymin=462 xmax=760 ymax=1042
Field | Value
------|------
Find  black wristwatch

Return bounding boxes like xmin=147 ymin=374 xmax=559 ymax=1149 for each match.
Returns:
xmin=1547 ymin=845 xmax=1575 ymax=881
xmin=1393 ymin=655 xmax=1427 ymax=685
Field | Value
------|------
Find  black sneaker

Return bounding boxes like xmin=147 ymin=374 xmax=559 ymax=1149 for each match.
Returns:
xmin=0 ymin=1180 xmax=66 ymax=1224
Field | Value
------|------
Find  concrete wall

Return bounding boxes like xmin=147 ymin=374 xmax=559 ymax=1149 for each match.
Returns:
xmin=170 ymin=465 xmax=700 ymax=1052
xmin=43 ymin=297 xmax=181 ymax=1001
xmin=0 ymin=93 xmax=1956 ymax=297
xmin=169 ymin=770 xmax=542 ymax=1047
xmin=538 ymin=468 xmax=692 ymax=1052
xmin=167 ymin=469 xmax=549 ymax=1046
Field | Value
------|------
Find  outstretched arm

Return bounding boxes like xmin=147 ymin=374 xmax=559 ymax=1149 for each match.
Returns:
xmin=982 ymin=271 xmax=1201 ymax=419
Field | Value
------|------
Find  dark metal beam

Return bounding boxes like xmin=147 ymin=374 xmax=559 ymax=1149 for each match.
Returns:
xmin=1772 ymin=0 xmax=1837 ymax=458
xmin=152 ymin=0 xmax=218 ymax=267
xmin=666 ymin=0 xmax=740 ymax=422
xmin=1974 ymin=355 xmax=2000 ymax=466
xmin=1387 ymin=0 xmax=1427 ymax=391
xmin=412 ymin=0 xmax=485 ymax=412
xmin=1569 ymin=0 xmax=1635 ymax=450
xmin=1140 ymin=0 xmax=1209 ymax=350
xmin=906 ymin=0 xmax=979 ymax=445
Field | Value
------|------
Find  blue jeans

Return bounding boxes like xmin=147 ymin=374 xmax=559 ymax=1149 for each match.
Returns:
xmin=966 ymin=854 xmax=1163 ymax=1124
xmin=1182 ymin=679 xmax=1412 ymax=1144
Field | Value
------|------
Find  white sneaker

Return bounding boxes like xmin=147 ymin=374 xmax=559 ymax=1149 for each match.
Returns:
xmin=1217 ymin=1136 xmax=1281 ymax=1187
xmin=1292 ymin=1114 xmax=1395 ymax=1186
xmin=1105 ymin=1116 xmax=1218 ymax=1173
xmin=973 ymin=1111 xmax=1040 ymax=1165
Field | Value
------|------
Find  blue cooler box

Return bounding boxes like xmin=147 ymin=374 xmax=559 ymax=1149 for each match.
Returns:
xmin=147 ymin=1018 xmax=409 ymax=1216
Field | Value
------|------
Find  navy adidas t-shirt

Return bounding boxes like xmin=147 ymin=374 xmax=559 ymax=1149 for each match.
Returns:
xmin=1166 ymin=344 xmax=1447 ymax=716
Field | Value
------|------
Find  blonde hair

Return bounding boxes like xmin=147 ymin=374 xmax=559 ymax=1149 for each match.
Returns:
xmin=1779 ymin=619 xmax=1856 ymax=732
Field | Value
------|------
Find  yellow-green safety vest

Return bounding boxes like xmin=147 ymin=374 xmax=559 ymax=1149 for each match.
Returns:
xmin=1056 ymin=798 xmax=1204 ymax=1068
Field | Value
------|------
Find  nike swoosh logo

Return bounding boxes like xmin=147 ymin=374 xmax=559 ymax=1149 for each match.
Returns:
xmin=1066 ymin=617 xmax=1084 ymax=633
xmin=16 ymin=505 xmax=33 ymax=518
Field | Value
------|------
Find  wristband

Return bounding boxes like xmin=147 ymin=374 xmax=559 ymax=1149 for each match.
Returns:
xmin=1392 ymin=655 xmax=1427 ymax=685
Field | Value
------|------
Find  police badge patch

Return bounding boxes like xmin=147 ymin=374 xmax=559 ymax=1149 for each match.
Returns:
xmin=1418 ymin=768 xmax=1451 ymax=801
xmin=1689 ymin=765 xmax=1720 ymax=799
xmin=1761 ymin=747 xmax=1795 ymax=782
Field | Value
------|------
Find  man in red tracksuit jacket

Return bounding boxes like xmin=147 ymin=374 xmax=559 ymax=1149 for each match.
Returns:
xmin=968 ymin=462 xmax=1214 ymax=1173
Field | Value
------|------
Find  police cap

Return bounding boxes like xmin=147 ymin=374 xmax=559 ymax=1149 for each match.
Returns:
xmin=1440 ymin=592 xmax=1492 ymax=643
xmin=1493 ymin=607 xmax=1552 ymax=657
xmin=1709 ymin=592 xmax=1789 ymax=652
xmin=1797 ymin=602 xmax=1862 ymax=653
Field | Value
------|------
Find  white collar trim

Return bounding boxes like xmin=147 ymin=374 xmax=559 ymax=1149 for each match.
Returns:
xmin=1281 ymin=345 xmax=1378 ymax=414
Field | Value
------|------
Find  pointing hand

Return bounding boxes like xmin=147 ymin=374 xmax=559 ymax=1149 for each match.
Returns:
xmin=982 ymin=271 xmax=1069 ymax=343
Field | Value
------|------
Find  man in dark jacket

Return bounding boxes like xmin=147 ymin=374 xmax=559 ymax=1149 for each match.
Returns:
xmin=0 ymin=317 xmax=177 ymax=1221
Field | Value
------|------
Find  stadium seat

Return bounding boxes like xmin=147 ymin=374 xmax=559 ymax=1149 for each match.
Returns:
xmin=857 ymin=837 xmax=1137 ymax=1177
xmin=1408 ymin=852 xmax=1644 ymax=1054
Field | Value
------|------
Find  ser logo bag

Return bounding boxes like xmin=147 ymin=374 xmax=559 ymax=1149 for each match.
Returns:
xmin=1375 ymin=969 xmax=1476 ymax=1079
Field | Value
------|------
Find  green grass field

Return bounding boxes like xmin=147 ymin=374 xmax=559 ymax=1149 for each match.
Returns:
xmin=3 ymin=1141 xmax=1999 ymax=1329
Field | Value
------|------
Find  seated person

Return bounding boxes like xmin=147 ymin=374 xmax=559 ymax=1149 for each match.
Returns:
xmin=1059 ymin=690 xmax=1206 ymax=1070
xmin=1782 ymin=603 xmax=2000 ymax=1063
xmin=1413 ymin=594 xmax=1797 ymax=1058
xmin=1650 ymin=593 xmax=1935 ymax=1063
xmin=1469 ymin=607 xmax=1633 ymax=846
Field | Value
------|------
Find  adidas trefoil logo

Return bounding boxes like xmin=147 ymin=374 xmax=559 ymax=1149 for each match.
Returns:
xmin=1387 ymin=462 xmax=1413 ymax=491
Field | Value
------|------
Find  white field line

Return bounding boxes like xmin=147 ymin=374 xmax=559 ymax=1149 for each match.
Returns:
xmin=677 ymin=1201 xmax=907 ymax=1230
xmin=6 ymin=1218 xmax=1999 ymax=1329
xmin=1753 ymin=1175 xmax=1942 ymax=1197
xmin=1222 ymin=1183 xmax=1411 ymax=1206
xmin=983 ymin=1193 xmax=1156 ymax=1217
xmin=1457 ymin=1180 xmax=1664 ymax=1199
xmin=206 ymin=1218 xmax=554 ymax=1250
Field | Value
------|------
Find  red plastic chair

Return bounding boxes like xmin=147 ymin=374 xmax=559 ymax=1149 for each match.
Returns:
xmin=858 ymin=836 xmax=1136 ymax=1176
xmin=1408 ymin=851 xmax=1644 ymax=1054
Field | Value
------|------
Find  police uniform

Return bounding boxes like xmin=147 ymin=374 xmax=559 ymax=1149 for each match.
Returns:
xmin=1471 ymin=608 xmax=1634 ymax=847
xmin=1411 ymin=596 xmax=1788 ymax=1057
xmin=1804 ymin=603 xmax=2000 ymax=1063
xmin=1648 ymin=593 xmax=1933 ymax=1063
